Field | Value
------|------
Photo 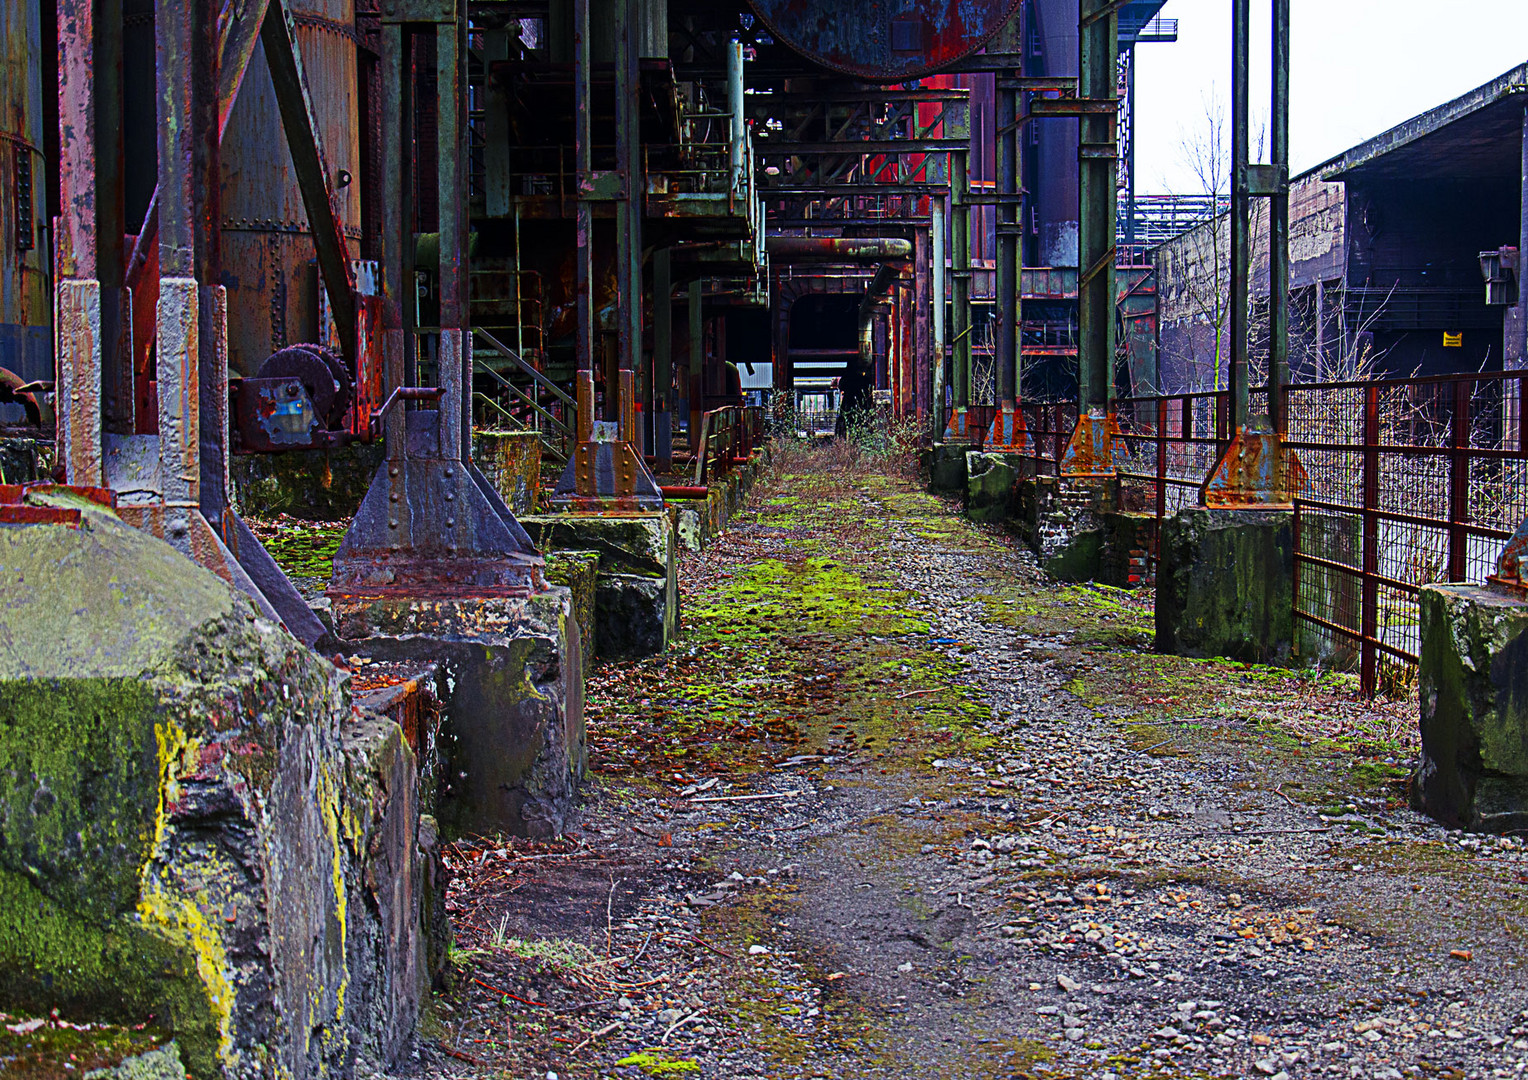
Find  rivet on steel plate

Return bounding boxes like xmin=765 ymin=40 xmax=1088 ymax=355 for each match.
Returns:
xmin=389 ymin=467 xmax=399 ymax=477
xmin=446 ymin=518 xmax=455 ymax=527
xmin=389 ymin=519 xmax=398 ymax=528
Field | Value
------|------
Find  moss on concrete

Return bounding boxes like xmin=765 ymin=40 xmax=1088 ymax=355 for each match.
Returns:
xmin=964 ymin=451 xmax=1021 ymax=523
xmin=230 ymin=441 xmax=384 ymax=520
xmin=1413 ymin=584 xmax=1528 ymax=831
xmin=544 ymin=550 xmax=600 ymax=674
xmin=472 ymin=430 xmax=543 ymax=515
xmin=1156 ymin=507 xmax=1294 ymax=665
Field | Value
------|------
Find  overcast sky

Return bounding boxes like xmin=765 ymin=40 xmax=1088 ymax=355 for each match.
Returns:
xmin=1132 ymin=0 xmax=1528 ymax=194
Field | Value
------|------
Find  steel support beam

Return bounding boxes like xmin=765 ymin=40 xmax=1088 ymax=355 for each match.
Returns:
xmin=653 ymin=246 xmax=673 ymax=469
xmin=944 ymin=149 xmax=972 ymax=442
xmin=56 ymin=0 xmax=103 ymax=485
xmin=1202 ymin=0 xmax=1304 ymax=506
xmin=260 ymin=0 xmax=358 ymax=370
xmin=1062 ymin=0 xmax=1121 ymax=477
xmin=931 ymin=194 xmax=946 ymax=440
xmin=1229 ymin=0 xmax=1251 ymax=432
xmin=688 ymin=278 xmax=702 ymax=439
xmin=987 ymin=60 xmax=1029 ymax=452
xmin=574 ymin=0 xmax=593 ymax=379
xmin=332 ymin=1 xmax=539 ymax=595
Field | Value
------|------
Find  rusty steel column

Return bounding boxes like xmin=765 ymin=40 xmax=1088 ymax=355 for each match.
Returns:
xmin=1202 ymin=0 xmax=1304 ymax=506
xmin=931 ymin=193 xmax=946 ymax=439
xmin=614 ymin=0 xmax=637 ymax=403
xmin=1062 ymin=0 xmax=1120 ymax=477
xmin=945 ymin=148 xmax=970 ymax=441
xmin=156 ymin=0 xmax=221 ymax=548
xmin=996 ymin=78 xmax=1018 ymax=411
xmin=987 ymin=62 xmax=1028 ymax=451
xmin=55 ymin=0 xmax=104 ymax=485
xmin=437 ymin=17 xmax=466 ymax=470
xmin=1229 ymin=0 xmax=1250 ymax=431
xmin=653 ymin=245 xmax=673 ymax=468
xmin=574 ymin=0 xmax=593 ymax=381
xmin=1267 ymin=0 xmax=1290 ymax=432
xmin=379 ymin=17 xmax=410 ymax=537
xmin=913 ymin=220 xmax=930 ymax=424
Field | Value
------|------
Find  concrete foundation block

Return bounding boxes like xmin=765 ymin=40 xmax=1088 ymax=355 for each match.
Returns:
xmin=519 ymin=511 xmax=679 ymax=658
xmin=1156 ymin=507 xmax=1294 ymax=664
xmin=0 ymin=494 xmax=425 ymax=1077
xmin=230 ymin=441 xmax=384 ymax=520
xmin=331 ymin=587 xmax=585 ymax=840
xmin=965 ymin=451 xmax=1022 ymax=523
xmin=670 ymin=505 xmax=703 ymax=552
xmin=544 ymin=550 xmax=600 ymax=676
xmin=472 ymin=430 xmax=543 ymax=515
xmin=1412 ymin=584 xmax=1528 ymax=832
xmin=597 ymin=574 xmax=677 ymax=658
xmin=925 ymin=442 xmax=969 ymax=495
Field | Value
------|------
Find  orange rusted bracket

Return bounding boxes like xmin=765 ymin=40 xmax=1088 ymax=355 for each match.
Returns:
xmin=983 ymin=403 xmax=1033 ymax=453
xmin=1201 ymin=419 xmax=1307 ymax=508
xmin=1488 ymin=517 xmax=1528 ymax=597
xmin=549 ymin=369 xmax=664 ymax=511
xmin=942 ymin=407 xmax=973 ymax=443
xmin=1060 ymin=407 xmax=1122 ymax=477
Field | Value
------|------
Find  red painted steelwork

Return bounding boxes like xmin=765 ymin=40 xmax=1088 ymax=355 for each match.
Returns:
xmin=0 ymin=483 xmax=120 ymax=529
xmin=749 ymin=0 xmax=1021 ymax=82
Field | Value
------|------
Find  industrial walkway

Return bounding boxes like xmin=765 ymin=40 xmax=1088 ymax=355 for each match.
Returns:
xmin=429 ymin=446 xmax=1528 ymax=1080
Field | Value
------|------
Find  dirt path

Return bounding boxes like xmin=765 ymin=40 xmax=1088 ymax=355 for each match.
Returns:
xmin=426 ymin=448 xmax=1528 ymax=1080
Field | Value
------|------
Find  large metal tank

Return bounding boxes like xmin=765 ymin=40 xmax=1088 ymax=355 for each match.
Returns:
xmin=748 ymin=0 xmax=1020 ymax=82
xmin=0 ymin=0 xmax=51 ymax=400
xmin=219 ymin=0 xmax=362 ymax=376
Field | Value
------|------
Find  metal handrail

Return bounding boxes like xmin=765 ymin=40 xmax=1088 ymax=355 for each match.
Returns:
xmin=472 ymin=327 xmax=576 ymax=407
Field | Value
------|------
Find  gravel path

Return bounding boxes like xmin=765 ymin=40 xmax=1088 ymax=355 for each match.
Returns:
xmin=426 ymin=451 xmax=1528 ymax=1080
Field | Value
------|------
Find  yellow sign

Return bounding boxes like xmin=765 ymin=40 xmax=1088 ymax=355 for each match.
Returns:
xmin=1443 ymin=332 xmax=1462 ymax=347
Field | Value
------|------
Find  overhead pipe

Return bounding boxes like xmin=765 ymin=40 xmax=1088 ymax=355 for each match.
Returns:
xmin=728 ymin=36 xmax=746 ymax=195
xmin=766 ymin=236 xmax=913 ymax=261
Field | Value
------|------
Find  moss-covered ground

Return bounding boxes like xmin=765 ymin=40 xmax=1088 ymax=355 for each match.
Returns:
xmin=432 ymin=439 xmax=1528 ymax=1080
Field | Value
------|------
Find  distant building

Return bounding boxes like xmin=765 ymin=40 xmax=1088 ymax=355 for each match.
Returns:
xmin=1153 ymin=62 xmax=1528 ymax=393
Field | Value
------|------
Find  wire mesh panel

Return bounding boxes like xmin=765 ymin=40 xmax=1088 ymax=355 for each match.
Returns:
xmin=1287 ymin=371 xmax=1528 ymax=695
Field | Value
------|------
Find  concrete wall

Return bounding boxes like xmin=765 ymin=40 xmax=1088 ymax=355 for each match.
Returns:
xmin=1154 ymin=173 xmax=1347 ymax=394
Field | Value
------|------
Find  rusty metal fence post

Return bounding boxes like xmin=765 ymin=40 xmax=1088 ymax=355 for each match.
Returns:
xmin=1360 ymin=384 xmax=1380 ymax=695
xmin=1155 ymin=396 xmax=1168 ymax=527
xmin=1449 ymin=378 xmax=1472 ymax=582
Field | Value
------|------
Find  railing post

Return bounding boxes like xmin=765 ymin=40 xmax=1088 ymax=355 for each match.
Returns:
xmin=1361 ymin=384 xmax=1380 ymax=696
xmin=1156 ymin=396 xmax=1168 ymax=532
xmin=1449 ymin=378 xmax=1472 ymax=581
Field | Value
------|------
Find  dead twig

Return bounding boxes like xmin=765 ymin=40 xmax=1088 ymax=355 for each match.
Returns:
xmin=674 ymin=934 xmax=735 ymax=961
xmin=472 ymin=977 xmax=548 ymax=1008
xmin=896 ymin=687 xmax=943 ymax=699
xmin=605 ymin=875 xmax=620 ymax=959
xmin=433 ymin=1042 xmax=487 ymax=1067
xmin=690 ymin=790 xmax=803 ymax=804
xmin=661 ymin=1009 xmax=708 ymax=1044
xmin=571 ymin=1020 xmax=623 ymax=1054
